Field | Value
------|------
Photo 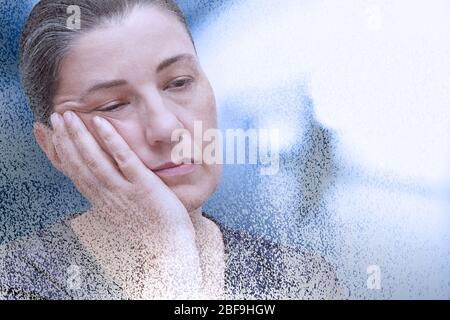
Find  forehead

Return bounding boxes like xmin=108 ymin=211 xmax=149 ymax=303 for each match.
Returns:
xmin=56 ymin=6 xmax=195 ymax=95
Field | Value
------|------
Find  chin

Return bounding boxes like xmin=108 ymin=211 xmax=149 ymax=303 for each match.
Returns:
xmin=170 ymin=184 xmax=210 ymax=213
xmin=165 ymin=164 xmax=222 ymax=213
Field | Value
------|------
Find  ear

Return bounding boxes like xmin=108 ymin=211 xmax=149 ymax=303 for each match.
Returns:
xmin=33 ymin=122 xmax=64 ymax=173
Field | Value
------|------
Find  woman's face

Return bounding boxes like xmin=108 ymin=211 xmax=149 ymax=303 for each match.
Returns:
xmin=52 ymin=6 xmax=221 ymax=212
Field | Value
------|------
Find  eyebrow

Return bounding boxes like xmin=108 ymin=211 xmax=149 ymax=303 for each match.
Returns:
xmin=156 ymin=53 xmax=197 ymax=73
xmin=85 ymin=79 xmax=128 ymax=95
xmin=82 ymin=54 xmax=197 ymax=97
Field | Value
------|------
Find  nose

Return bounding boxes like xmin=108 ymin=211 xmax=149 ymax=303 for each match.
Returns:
xmin=140 ymin=90 xmax=184 ymax=146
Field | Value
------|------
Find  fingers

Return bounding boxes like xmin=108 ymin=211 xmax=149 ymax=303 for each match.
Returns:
xmin=50 ymin=113 xmax=99 ymax=195
xmin=61 ymin=111 xmax=128 ymax=190
xmin=92 ymin=116 xmax=156 ymax=184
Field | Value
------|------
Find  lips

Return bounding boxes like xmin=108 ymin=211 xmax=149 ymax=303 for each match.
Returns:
xmin=152 ymin=161 xmax=196 ymax=177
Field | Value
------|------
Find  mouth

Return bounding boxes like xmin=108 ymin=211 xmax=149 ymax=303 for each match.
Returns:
xmin=152 ymin=160 xmax=196 ymax=178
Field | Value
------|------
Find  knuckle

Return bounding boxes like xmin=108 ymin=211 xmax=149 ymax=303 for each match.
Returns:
xmin=127 ymin=187 xmax=145 ymax=203
xmin=67 ymin=127 xmax=80 ymax=141
xmin=108 ymin=183 xmax=122 ymax=194
xmin=52 ymin=133 xmax=63 ymax=148
xmin=113 ymin=148 xmax=131 ymax=166
xmin=71 ymin=160 xmax=83 ymax=174
xmin=84 ymin=155 xmax=99 ymax=171
xmin=106 ymin=177 xmax=128 ymax=194
xmin=98 ymin=169 xmax=130 ymax=194
xmin=52 ymin=139 xmax=62 ymax=154
xmin=101 ymin=130 xmax=114 ymax=144
xmin=127 ymin=191 xmax=139 ymax=203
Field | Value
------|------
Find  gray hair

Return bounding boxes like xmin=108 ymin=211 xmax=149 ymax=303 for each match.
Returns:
xmin=19 ymin=0 xmax=194 ymax=127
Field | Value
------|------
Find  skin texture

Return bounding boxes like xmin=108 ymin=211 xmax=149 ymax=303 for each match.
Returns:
xmin=32 ymin=5 xmax=224 ymax=299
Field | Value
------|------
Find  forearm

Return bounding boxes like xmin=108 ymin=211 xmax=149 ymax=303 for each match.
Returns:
xmin=70 ymin=208 xmax=204 ymax=299
xmin=144 ymin=246 xmax=203 ymax=299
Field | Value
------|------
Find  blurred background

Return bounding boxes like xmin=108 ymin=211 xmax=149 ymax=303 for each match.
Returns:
xmin=1 ymin=0 xmax=449 ymax=299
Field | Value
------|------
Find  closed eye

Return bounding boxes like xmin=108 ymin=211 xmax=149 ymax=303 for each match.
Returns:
xmin=166 ymin=77 xmax=194 ymax=90
xmin=97 ymin=102 xmax=129 ymax=112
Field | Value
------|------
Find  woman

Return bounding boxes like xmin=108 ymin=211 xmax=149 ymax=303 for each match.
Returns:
xmin=1 ymin=0 xmax=343 ymax=299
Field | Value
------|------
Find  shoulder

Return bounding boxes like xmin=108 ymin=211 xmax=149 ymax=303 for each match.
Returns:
xmin=0 ymin=222 xmax=73 ymax=299
xmin=204 ymin=214 xmax=347 ymax=299
xmin=280 ymin=241 xmax=348 ymax=299
xmin=0 ymin=219 xmax=123 ymax=300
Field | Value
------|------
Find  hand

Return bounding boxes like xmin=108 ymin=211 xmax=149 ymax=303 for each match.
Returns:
xmin=49 ymin=111 xmax=202 ymax=298
xmin=50 ymin=111 xmax=189 ymax=229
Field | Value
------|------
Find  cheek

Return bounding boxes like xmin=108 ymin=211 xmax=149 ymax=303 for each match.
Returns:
xmin=204 ymin=96 xmax=218 ymax=127
xmin=108 ymin=119 xmax=145 ymax=152
xmin=188 ymin=81 xmax=217 ymax=126
xmin=79 ymin=114 xmax=144 ymax=158
xmin=202 ymin=89 xmax=217 ymax=126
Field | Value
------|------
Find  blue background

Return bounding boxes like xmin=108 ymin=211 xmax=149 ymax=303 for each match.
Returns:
xmin=1 ymin=0 xmax=449 ymax=299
